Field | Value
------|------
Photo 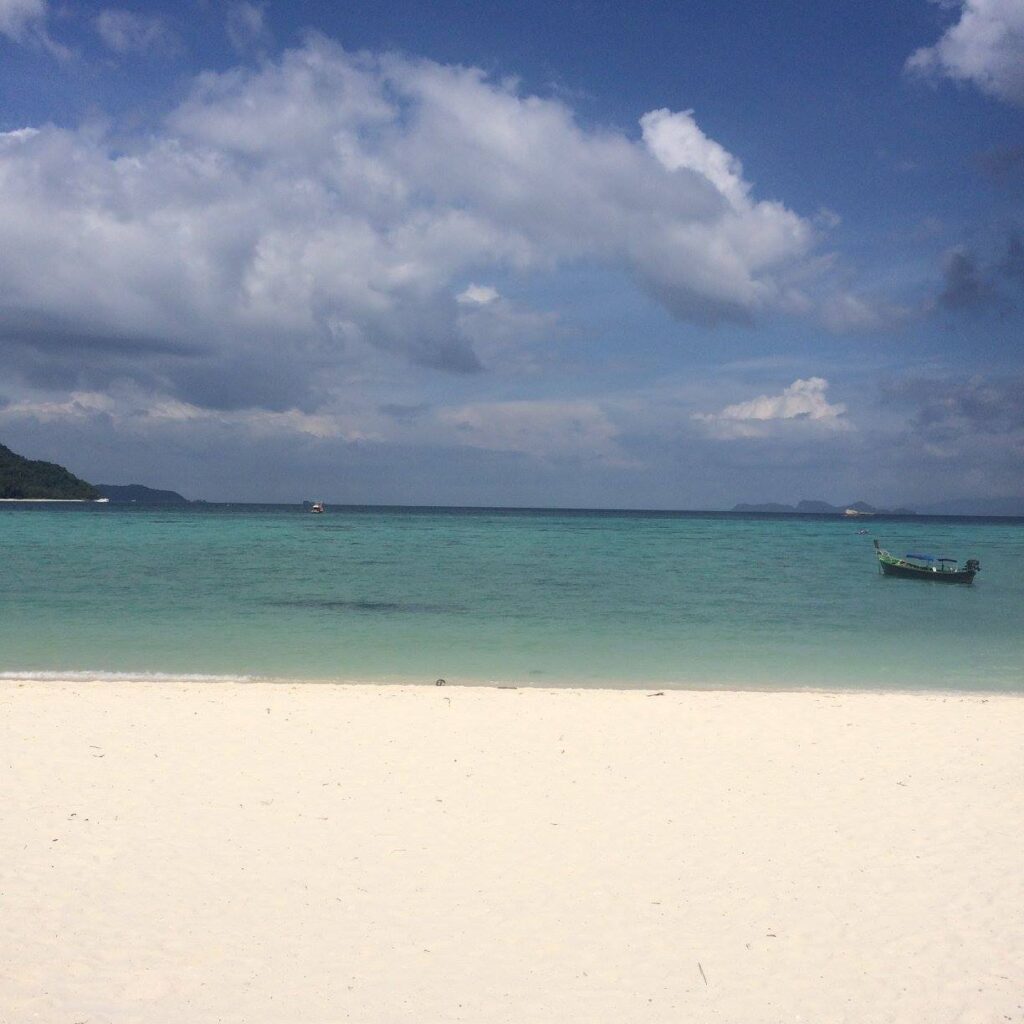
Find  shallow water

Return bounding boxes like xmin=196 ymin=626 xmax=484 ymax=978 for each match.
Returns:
xmin=2 ymin=503 xmax=1021 ymax=690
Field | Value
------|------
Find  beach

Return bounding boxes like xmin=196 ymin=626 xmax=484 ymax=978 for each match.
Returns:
xmin=2 ymin=678 xmax=1022 ymax=1023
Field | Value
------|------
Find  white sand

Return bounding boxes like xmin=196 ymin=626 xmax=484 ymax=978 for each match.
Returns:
xmin=1 ymin=679 xmax=1022 ymax=1024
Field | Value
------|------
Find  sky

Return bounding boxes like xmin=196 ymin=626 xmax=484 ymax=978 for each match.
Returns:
xmin=0 ymin=0 xmax=1022 ymax=508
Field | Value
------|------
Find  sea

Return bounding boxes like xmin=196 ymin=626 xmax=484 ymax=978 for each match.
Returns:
xmin=2 ymin=503 xmax=1022 ymax=691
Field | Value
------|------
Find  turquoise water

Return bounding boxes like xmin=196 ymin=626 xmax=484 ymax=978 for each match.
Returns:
xmin=1 ymin=504 xmax=1022 ymax=690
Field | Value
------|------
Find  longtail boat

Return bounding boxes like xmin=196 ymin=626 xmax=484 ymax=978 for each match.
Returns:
xmin=873 ymin=539 xmax=979 ymax=584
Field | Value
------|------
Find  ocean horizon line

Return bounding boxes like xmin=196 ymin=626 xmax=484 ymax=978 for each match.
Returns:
xmin=7 ymin=498 xmax=1023 ymax=521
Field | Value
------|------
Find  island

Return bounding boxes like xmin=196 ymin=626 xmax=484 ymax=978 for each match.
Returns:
xmin=0 ymin=443 xmax=101 ymax=500
xmin=95 ymin=484 xmax=191 ymax=505
xmin=732 ymin=499 xmax=917 ymax=515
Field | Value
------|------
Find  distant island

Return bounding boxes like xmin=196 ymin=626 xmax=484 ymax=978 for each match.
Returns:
xmin=732 ymin=499 xmax=917 ymax=515
xmin=96 ymin=484 xmax=191 ymax=505
xmin=0 ymin=442 xmax=193 ymax=504
xmin=0 ymin=442 xmax=101 ymax=500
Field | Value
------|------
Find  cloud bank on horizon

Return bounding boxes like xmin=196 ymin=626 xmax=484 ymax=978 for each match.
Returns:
xmin=0 ymin=0 xmax=1021 ymax=508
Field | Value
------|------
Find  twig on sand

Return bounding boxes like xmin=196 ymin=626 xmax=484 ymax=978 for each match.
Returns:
xmin=698 ymin=962 xmax=708 ymax=986
xmin=647 ymin=691 xmax=664 ymax=697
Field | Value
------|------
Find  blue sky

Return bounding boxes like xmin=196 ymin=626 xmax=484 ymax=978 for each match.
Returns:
xmin=0 ymin=0 xmax=1021 ymax=508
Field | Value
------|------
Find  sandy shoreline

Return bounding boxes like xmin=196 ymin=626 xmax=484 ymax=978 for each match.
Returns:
xmin=2 ymin=679 xmax=1022 ymax=1023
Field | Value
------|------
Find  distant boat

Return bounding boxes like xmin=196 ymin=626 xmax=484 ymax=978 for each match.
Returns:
xmin=873 ymin=539 xmax=979 ymax=584
xmin=310 ymin=501 xmax=325 ymax=514
xmin=844 ymin=507 xmax=874 ymax=517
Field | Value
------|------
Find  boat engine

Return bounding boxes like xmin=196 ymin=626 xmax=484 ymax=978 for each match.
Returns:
xmin=965 ymin=559 xmax=980 ymax=573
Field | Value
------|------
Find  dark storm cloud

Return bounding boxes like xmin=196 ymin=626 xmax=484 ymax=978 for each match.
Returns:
xmin=379 ymin=402 xmax=431 ymax=421
xmin=0 ymin=309 xmax=199 ymax=358
xmin=0 ymin=310 xmax=333 ymax=412
xmin=411 ymin=338 xmax=481 ymax=374
xmin=865 ymin=375 xmax=1024 ymax=506
xmin=0 ymin=313 xmax=193 ymax=394
xmin=937 ymin=234 xmax=1024 ymax=313
xmin=165 ymin=351 xmax=325 ymax=413
xmin=639 ymin=277 xmax=756 ymax=329
xmin=1000 ymin=233 xmax=1024 ymax=285
xmin=882 ymin=376 xmax=1024 ymax=437
xmin=939 ymin=250 xmax=995 ymax=310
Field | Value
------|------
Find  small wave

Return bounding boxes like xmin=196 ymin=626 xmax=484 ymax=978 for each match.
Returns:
xmin=0 ymin=670 xmax=258 ymax=684
xmin=270 ymin=598 xmax=456 ymax=614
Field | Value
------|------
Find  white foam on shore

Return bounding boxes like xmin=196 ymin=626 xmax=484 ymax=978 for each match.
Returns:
xmin=0 ymin=670 xmax=257 ymax=684
xmin=3 ymin=669 xmax=1020 ymax=697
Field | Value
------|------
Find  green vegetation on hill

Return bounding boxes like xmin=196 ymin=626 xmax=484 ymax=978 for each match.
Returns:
xmin=0 ymin=443 xmax=100 ymax=500
xmin=96 ymin=484 xmax=190 ymax=504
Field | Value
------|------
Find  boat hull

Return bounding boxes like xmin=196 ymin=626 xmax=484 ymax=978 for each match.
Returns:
xmin=879 ymin=561 xmax=976 ymax=584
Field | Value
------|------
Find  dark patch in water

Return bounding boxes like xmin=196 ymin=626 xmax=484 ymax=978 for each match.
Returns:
xmin=271 ymin=598 xmax=458 ymax=614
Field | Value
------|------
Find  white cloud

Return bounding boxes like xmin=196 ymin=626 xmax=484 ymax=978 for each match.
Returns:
xmin=0 ymin=0 xmax=66 ymax=55
xmin=454 ymin=283 xmax=562 ymax=369
xmin=456 ymin=283 xmax=500 ymax=306
xmin=95 ymin=9 xmax=179 ymax=55
xmin=0 ymin=388 xmax=371 ymax=441
xmin=814 ymin=207 xmax=842 ymax=229
xmin=0 ymin=36 xmax=814 ymax=417
xmin=820 ymin=291 xmax=911 ymax=332
xmin=907 ymin=0 xmax=1024 ymax=105
xmin=821 ymin=292 xmax=884 ymax=331
xmin=226 ymin=1 xmax=270 ymax=54
xmin=0 ymin=126 xmax=39 ymax=144
xmin=455 ymin=295 xmax=559 ymax=373
xmin=458 ymin=282 xmax=501 ymax=305
xmin=641 ymin=108 xmax=749 ymax=209
xmin=0 ymin=0 xmax=44 ymax=41
xmin=634 ymin=108 xmax=812 ymax=319
xmin=693 ymin=377 xmax=849 ymax=438
xmin=0 ymin=390 xmax=117 ymax=420
xmin=438 ymin=399 xmax=622 ymax=460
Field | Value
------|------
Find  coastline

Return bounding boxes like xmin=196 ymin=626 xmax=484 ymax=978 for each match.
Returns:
xmin=2 ymin=677 xmax=1022 ymax=1023
xmin=3 ymin=667 xmax=1023 ymax=696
